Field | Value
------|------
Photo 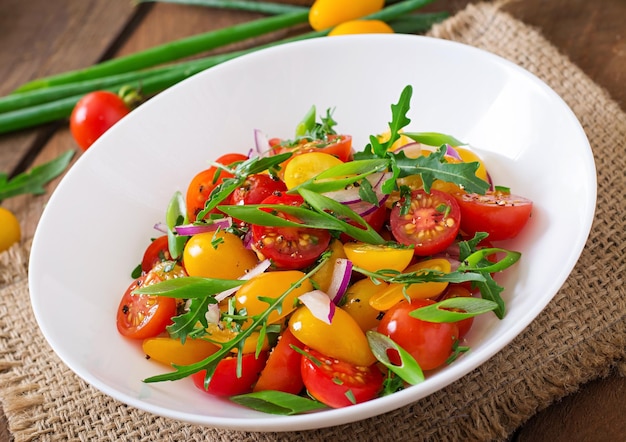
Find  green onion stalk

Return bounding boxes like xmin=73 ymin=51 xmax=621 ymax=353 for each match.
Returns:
xmin=0 ymin=0 xmax=439 ymax=134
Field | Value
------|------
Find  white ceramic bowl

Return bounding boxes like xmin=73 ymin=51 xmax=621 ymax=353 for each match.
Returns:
xmin=29 ymin=34 xmax=596 ymax=431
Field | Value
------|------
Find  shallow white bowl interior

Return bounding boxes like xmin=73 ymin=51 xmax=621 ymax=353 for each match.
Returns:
xmin=29 ymin=34 xmax=596 ymax=432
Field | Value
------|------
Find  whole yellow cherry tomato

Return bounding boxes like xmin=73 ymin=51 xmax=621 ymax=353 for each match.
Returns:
xmin=343 ymin=242 xmax=413 ymax=273
xmin=183 ymin=230 xmax=258 ymax=279
xmin=309 ymin=0 xmax=384 ymax=31
xmin=142 ymin=337 xmax=219 ymax=366
xmin=329 ymin=20 xmax=394 ymax=36
xmin=289 ymin=305 xmax=376 ymax=366
xmin=369 ymin=258 xmax=452 ymax=311
xmin=283 ymin=152 xmax=344 ymax=190
xmin=0 ymin=207 xmax=21 ymax=252
xmin=310 ymin=239 xmax=347 ymax=293
xmin=342 ymin=278 xmax=389 ymax=332
xmin=235 ymin=271 xmax=313 ymax=325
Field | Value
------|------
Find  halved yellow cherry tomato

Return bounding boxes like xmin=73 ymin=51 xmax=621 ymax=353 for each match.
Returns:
xmin=342 ymin=278 xmax=389 ymax=332
xmin=204 ymin=323 xmax=270 ymax=354
xmin=369 ymin=258 xmax=451 ymax=311
xmin=289 ymin=306 xmax=376 ymax=367
xmin=142 ymin=337 xmax=219 ymax=366
xmin=283 ymin=152 xmax=344 ymax=189
xmin=183 ymin=230 xmax=258 ymax=279
xmin=310 ymin=239 xmax=347 ymax=293
xmin=343 ymin=242 xmax=413 ymax=273
xmin=329 ymin=20 xmax=394 ymax=36
xmin=0 ymin=207 xmax=21 ymax=252
xmin=235 ymin=271 xmax=313 ymax=325
xmin=309 ymin=0 xmax=384 ymax=31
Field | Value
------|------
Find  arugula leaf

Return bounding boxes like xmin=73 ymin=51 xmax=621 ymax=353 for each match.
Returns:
xmin=393 ymin=146 xmax=489 ymax=194
xmin=0 ymin=150 xmax=74 ymax=201
xmin=364 ymin=85 xmax=413 ymax=157
xmin=231 ymin=391 xmax=327 ymax=415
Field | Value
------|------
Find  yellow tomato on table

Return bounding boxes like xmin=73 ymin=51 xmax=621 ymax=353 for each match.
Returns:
xmin=0 ymin=207 xmax=21 ymax=252
xmin=309 ymin=0 xmax=384 ymax=31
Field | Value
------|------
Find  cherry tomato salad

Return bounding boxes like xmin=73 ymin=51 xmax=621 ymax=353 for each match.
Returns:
xmin=116 ymin=85 xmax=533 ymax=414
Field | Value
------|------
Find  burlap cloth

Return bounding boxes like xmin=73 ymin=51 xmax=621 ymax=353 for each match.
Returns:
xmin=1 ymin=2 xmax=625 ymax=441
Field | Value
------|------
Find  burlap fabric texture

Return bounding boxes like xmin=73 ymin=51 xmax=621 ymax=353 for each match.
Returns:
xmin=1 ymin=2 xmax=625 ymax=441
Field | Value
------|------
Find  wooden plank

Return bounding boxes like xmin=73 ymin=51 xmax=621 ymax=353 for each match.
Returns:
xmin=0 ymin=0 xmax=139 ymax=173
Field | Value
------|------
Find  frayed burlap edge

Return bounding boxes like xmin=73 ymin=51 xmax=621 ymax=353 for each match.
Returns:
xmin=1 ymin=2 xmax=625 ymax=441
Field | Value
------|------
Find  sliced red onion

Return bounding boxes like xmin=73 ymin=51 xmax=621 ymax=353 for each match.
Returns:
xmin=444 ymin=144 xmax=463 ymax=161
xmin=205 ymin=303 xmax=221 ymax=324
xmin=298 ymin=290 xmax=336 ymax=325
xmin=486 ymin=170 xmax=494 ymax=191
xmin=175 ymin=217 xmax=233 ymax=236
xmin=323 ymin=172 xmax=392 ymax=217
xmin=214 ymin=259 xmax=271 ymax=302
xmin=254 ymin=129 xmax=271 ymax=156
xmin=393 ymin=141 xmax=422 ymax=158
xmin=153 ymin=222 xmax=168 ymax=234
xmin=326 ymin=258 xmax=353 ymax=304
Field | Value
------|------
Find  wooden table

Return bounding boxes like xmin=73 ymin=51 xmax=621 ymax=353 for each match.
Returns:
xmin=1 ymin=1 xmax=624 ymax=440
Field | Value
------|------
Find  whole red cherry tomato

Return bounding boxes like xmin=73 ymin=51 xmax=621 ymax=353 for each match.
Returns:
xmin=70 ymin=91 xmax=131 ymax=150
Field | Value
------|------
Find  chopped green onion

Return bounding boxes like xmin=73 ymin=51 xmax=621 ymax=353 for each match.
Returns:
xmin=367 ymin=331 xmax=424 ymax=385
xmin=136 ymin=0 xmax=309 ymax=15
xmin=409 ymin=297 xmax=499 ymax=322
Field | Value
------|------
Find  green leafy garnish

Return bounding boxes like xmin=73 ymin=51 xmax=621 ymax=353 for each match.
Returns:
xmin=402 ymin=131 xmax=465 ymax=147
xmin=0 ymin=150 xmax=74 ymax=201
xmin=367 ymin=331 xmax=424 ymax=385
xmin=409 ymin=297 xmax=499 ymax=322
xmin=231 ymin=390 xmax=327 ymax=415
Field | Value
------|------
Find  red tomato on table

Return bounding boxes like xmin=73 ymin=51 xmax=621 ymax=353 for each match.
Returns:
xmin=70 ymin=91 xmax=130 ymax=150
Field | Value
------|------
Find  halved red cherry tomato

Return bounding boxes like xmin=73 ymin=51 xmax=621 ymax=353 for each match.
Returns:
xmin=116 ymin=274 xmax=177 ymax=340
xmin=70 ymin=91 xmax=130 ymax=150
xmin=378 ymin=299 xmax=459 ymax=371
xmin=251 ymin=193 xmax=331 ymax=269
xmin=229 ymin=173 xmax=287 ymax=206
xmin=454 ymin=190 xmax=533 ymax=241
xmin=390 ymin=189 xmax=461 ymax=256
xmin=140 ymin=235 xmax=172 ymax=273
xmin=186 ymin=153 xmax=248 ymax=222
xmin=253 ymin=328 xmax=306 ymax=394
xmin=301 ymin=347 xmax=383 ymax=408
xmin=271 ymin=134 xmax=353 ymax=163
xmin=191 ymin=351 xmax=268 ymax=397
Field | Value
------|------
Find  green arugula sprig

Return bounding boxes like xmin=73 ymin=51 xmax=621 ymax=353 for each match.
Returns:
xmin=195 ymin=153 xmax=291 ymax=221
xmin=138 ymin=254 xmax=331 ymax=385
xmin=0 ymin=150 xmax=74 ymax=201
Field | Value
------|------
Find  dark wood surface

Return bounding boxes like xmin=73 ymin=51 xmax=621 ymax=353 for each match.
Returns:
xmin=1 ymin=1 xmax=624 ymax=440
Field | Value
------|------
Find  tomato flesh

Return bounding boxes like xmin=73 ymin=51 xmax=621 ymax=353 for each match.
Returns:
xmin=301 ymin=348 xmax=383 ymax=408
xmin=70 ymin=91 xmax=130 ymax=150
xmin=390 ymin=189 xmax=461 ymax=256
xmin=186 ymin=153 xmax=248 ymax=222
xmin=229 ymin=173 xmax=287 ymax=206
xmin=116 ymin=274 xmax=177 ymax=340
xmin=454 ymin=191 xmax=533 ymax=241
xmin=254 ymin=328 xmax=306 ymax=394
xmin=141 ymin=235 xmax=172 ymax=273
xmin=191 ymin=352 xmax=268 ymax=397
xmin=251 ymin=193 xmax=331 ymax=269
xmin=378 ymin=299 xmax=459 ymax=371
